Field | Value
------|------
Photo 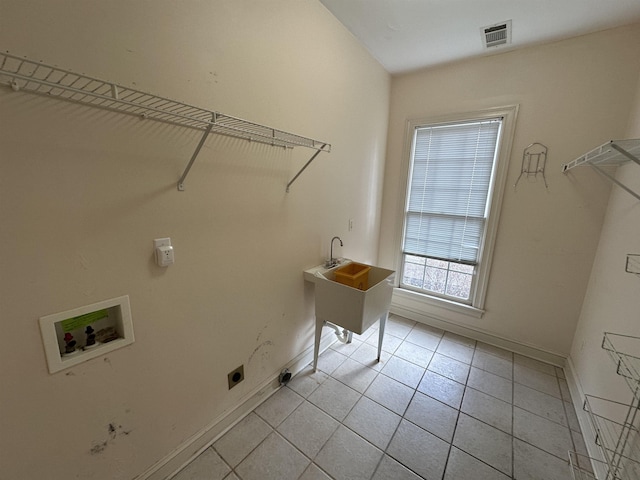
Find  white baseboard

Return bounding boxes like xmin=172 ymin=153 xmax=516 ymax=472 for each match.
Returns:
xmin=564 ymin=356 xmax=608 ymax=479
xmin=391 ymin=301 xmax=567 ymax=367
xmin=134 ymin=333 xmax=336 ymax=480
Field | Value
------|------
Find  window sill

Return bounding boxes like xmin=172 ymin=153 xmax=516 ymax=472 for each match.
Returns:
xmin=392 ymin=287 xmax=485 ymax=319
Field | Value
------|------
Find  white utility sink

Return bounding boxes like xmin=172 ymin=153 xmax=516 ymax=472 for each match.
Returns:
xmin=304 ymin=261 xmax=395 ymax=371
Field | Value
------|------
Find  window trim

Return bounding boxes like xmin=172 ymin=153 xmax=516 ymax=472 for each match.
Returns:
xmin=394 ymin=105 xmax=519 ymax=313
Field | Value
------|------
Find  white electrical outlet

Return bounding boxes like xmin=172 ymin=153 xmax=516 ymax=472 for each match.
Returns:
xmin=154 ymin=238 xmax=174 ymax=267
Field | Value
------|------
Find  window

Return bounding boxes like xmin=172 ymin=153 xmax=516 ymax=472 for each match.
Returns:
xmin=398 ymin=107 xmax=517 ymax=312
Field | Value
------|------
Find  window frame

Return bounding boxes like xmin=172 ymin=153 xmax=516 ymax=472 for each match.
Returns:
xmin=394 ymin=105 xmax=519 ymax=315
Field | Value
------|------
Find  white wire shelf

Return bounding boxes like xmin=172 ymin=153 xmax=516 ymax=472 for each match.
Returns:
xmin=561 ymin=139 xmax=640 ymax=201
xmin=569 ymin=451 xmax=603 ymax=480
xmin=602 ymin=333 xmax=640 ymax=399
xmin=562 ymin=140 xmax=640 ymax=171
xmin=583 ymin=395 xmax=640 ymax=480
xmin=0 ymin=51 xmax=331 ymax=191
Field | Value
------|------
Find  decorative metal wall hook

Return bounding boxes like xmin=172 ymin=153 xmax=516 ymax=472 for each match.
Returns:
xmin=514 ymin=142 xmax=548 ymax=189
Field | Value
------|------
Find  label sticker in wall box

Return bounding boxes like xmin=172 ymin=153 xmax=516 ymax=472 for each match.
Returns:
xmin=60 ymin=309 xmax=108 ymax=332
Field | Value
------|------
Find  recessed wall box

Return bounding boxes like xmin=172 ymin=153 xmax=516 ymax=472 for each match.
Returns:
xmin=228 ymin=365 xmax=244 ymax=389
xmin=39 ymin=295 xmax=134 ymax=374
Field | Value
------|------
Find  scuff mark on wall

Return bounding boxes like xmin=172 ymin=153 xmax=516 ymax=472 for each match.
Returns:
xmin=89 ymin=423 xmax=131 ymax=455
xmin=255 ymin=320 xmax=271 ymax=343
xmin=248 ymin=340 xmax=273 ymax=363
xmin=89 ymin=441 xmax=108 ymax=455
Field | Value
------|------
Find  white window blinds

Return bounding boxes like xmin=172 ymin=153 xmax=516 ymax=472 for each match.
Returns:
xmin=403 ymin=118 xmax=502 ymax=265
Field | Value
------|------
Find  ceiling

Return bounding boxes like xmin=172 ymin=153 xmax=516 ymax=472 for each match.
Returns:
xmin=319 ymin=0 xmax=640 ymax=74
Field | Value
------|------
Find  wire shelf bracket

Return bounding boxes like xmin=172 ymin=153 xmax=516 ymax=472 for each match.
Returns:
xmin=562 ymin=140 xmax=640 ymax=201
xmin=0 ymin=51 xmax=331 ymax=192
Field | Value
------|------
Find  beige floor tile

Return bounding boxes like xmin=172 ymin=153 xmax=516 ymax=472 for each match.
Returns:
xmin=344 ymin=396 xmax=401 ymax=449
xmin=444 ymin=447 xmax=511 ymax=480
xmin=235 ymin=432 xmax=309 ymax=480
xmin=364 ymin=373 xmax=415 ymax=415
xmin=372 ymin=455 xmax=423 ymax=480
xmin=387 ymin=419 xmax=450 ymax=480
xmin=307 ymin=377 xmax=361 ymax=421
xmin=513 ymin=407 xmax=573 ymax=460
xmin=171 ymin=447 xmax=230 ymax=480
xmin=315 ymin=426 xmax=384 ymax=480
xmin=467 ymin=366 xmax=513 ymax=403
xmin=404 ymin=391 xmax=458 ymax=442
xmin=381 ymin=356 xmax=425 ymax=389
xmin=277 ymin=400 xmax=339 ymax=458
xmin=213 ymin=413 xmax=272 ymax=467
xmin=461 ymin=387 xmax=512 ymax=434
xmin=417 ymin=370 xmax=465 ymax=408
xmin=255 ymin=387 xmax=304 ymax=428
xmin=453 ymin=413 xmax=512 ymax=476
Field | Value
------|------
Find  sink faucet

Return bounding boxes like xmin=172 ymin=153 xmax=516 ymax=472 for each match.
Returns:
xmin=326 ymin=236 xmax=343 ymax=268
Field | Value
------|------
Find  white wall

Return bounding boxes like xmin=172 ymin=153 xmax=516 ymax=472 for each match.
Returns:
xmin=379 ymin=24 xmax=640 ymax=357
xmin=567 ymin=56 xmax=640 ymax=464
xmin=0 ymin=2 xmax=390 ymax=479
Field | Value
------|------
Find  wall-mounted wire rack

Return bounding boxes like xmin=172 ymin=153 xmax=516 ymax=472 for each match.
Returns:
xmin=571 ymin=333 xmax=640 ymax=480
xmin=514 ymin=142 xmax=548 ymax=189
xmin=0 ymin=51 xmax=331 ymax=191
xmin=561 ymin=140 xmax=640 ymax=201
xmin=570 ymin=451 xmax=604 ymax=480
xmin=582 ymin=395 xmax=639 ymax=479
xmin=602 ymin=333 xmax=640 ymax=399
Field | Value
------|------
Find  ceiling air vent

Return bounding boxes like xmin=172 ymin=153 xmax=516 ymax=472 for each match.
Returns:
xmin=481 ymin=20 xmax=512 ymax=49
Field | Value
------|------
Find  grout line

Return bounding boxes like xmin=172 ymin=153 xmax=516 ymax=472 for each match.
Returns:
xmin=439 ymin=332 xmax=468 ymax=480
xmin=212 ymin=417 xmax=275 ymax=479
xmin=367 ymin=454 xmax=386 ymax=480
xmin=443 ymin=388 xmax=465 ymax=480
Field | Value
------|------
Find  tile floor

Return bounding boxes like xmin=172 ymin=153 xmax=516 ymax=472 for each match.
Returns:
xmin=171 ymin=315 xmax=589 ymax=480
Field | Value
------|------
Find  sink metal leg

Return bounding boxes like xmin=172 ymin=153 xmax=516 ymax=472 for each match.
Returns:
xmin=313 ymin=317 xmax=323 ymax=372
xmin=377 ymin=312 xmax=388 ymax=361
